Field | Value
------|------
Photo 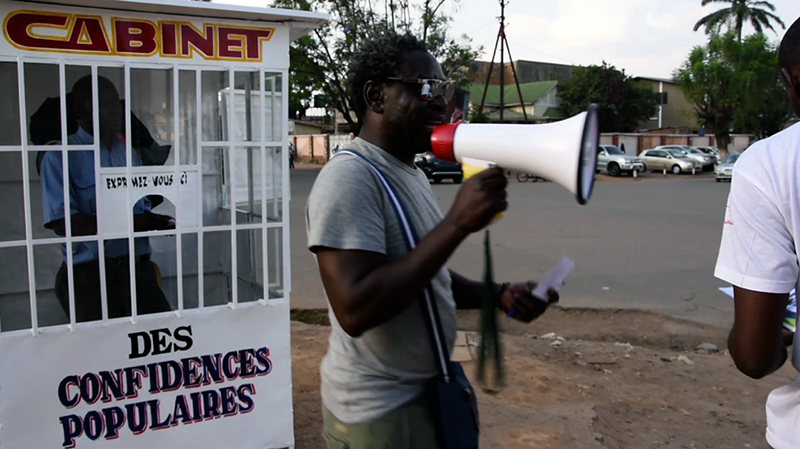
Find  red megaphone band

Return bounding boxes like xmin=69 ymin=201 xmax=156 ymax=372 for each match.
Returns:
xmin=430 ymin=123 xmax=460 ymax=162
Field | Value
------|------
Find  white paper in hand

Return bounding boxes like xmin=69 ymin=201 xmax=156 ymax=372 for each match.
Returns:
xmin=532 ymin=257 xmax=575 ymax=302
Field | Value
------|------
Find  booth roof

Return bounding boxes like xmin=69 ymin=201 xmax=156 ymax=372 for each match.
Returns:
xmin=21 ymin=0 xmax=329 ymax=41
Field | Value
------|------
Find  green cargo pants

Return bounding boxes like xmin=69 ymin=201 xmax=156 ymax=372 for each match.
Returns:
xmin=322 ymin=392 xmax=440 ymax=449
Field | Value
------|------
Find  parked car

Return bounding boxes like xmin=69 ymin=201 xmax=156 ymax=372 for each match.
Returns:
xmin=715 ymin=153 xmax=740 ymax=182
xmin=654 ymin=145 xmax=715 ymax=171
xmin=414 ymin=152 xmax=463 ymax=183
xmin=693 ymin=146 xmax=721 ymax=164
xmin=639 ymin=148 xmax=701 ymax=174
xmin=596 ymin=144 xmax=645 ymax=176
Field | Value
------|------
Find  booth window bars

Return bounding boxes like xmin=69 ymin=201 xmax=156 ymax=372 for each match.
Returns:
xmin=0 ymin=59 xmax=289 ymax=335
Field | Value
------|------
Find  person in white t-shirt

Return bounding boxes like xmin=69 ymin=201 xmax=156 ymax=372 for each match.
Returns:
xmin=714 ymin=16 xmax=800 ymax=449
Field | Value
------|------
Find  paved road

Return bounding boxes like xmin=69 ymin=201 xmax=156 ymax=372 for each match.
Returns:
xmin=289 ymin=168 xmax=735 ymax=328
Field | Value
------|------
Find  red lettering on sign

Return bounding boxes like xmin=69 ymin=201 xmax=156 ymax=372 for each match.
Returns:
xmin=160 ymin=22 xmax=178 ymax=57
xmin=180 ymin=24 xmax=215 ymax=58
xmin=4 ymin=10 xmax=274 ymax=61
xmin=5 ymin=12 xmax=67 ymax=48
xmin=217 ymin=27 xmax=273 ymax=60
xmin=114 ymin=19 xmax=157 ymax=55
xmin=69 ymin=17 xmax=110 ymax=52
xmin=217 ymin=27 xmax=244 ymax=59
xmin=6 ymin=12 xmax=110 ymax=53
xmin=240 ymin=28 xmax=273 ymax=60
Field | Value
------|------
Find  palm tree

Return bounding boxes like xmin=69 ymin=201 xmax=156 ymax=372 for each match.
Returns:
xmin=693 ymin=0 xmax=785 ymax=42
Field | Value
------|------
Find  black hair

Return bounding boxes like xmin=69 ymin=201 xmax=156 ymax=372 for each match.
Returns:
xmin=71 ymin=75 xmax=118 ymax=101
xmin=348 ymin=31 xmax=427 ymax=118
xmin=779 ymin=17 xmax=800 ymax=70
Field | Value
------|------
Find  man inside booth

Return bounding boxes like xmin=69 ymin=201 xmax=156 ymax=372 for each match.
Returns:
xmin=39 ymin=75 xmax=175 ymax=323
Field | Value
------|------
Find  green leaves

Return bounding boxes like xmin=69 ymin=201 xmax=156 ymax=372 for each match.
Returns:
xmin=674 ymin=32 xmax=790 ymax=154
xmin=694 ymin=0 xmax=785 ymax=42
xmin=556 ymin=63 xmax=660 ymax=133
xmin=270 ymin=0 xmax=481 ymax=133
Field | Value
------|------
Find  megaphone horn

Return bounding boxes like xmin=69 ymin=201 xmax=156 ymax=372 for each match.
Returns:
xmin=431 ymin=104 xmax=600 ymax=205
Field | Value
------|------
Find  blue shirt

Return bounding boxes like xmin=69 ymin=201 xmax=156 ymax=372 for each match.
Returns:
xmin=40 ymin=127 xmax=152 ymax=264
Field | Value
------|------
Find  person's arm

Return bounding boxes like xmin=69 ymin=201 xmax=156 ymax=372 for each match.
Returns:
xmin=318 ymin=220 xmax=470 ymax=337
xmin=729 ymin=287 xmax=790 ymax=379
xmin=783 ymin=328 xmax=795 ymax=347
xmin=315 ymin=168 xmax=508 ymax=337
xmin=449 ymin=270 xmax=486 ymax=310
xmin=714 ymin=161 xmax=797 ymax=379
xmin=48 ymin=212 xmax=175 ymax=237
xmin=49 ymin=214 xmax=96 ymax=236
xmin=449 ymin=270 xmax=559 ymax=319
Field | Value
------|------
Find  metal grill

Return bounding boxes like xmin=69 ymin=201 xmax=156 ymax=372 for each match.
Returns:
xmin=0 ymin=59 xmax=290 ymax=335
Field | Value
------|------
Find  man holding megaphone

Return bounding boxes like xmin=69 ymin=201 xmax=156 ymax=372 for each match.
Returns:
xmin=306 ymin=32 xmax=559 ymax=449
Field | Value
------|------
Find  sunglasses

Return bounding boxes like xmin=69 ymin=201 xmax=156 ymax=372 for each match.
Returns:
xmin=385 ymin=77 xmax=455 ymax=101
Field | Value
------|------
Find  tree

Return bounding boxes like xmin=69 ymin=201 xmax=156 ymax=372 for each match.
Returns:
xmin=693 ymin=0 xmax=785 ymax=42
xmin=733 ymin=33 xmax=792 ymax=138
xmin=556 ymin=63 xmax=661 ymax=133
xmin=287 ymin=35 xmax=324 ymax=120
xmin=468 ymin=104 xmax=490 ymax=123
xmin=270 ymin=0 xmax=480 ymax=133
xmin=674 ymin=32 xmax=790 ymax=156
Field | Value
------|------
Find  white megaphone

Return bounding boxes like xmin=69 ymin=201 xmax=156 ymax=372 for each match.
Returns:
xmin=431 ymin=104 xmax=600 ymax=204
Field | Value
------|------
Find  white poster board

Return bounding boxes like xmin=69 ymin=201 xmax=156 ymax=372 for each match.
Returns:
xmin=0 ymin=303 xmax=293 ymax=449
xmin=98 ymin=167 xmax=200 ymax=235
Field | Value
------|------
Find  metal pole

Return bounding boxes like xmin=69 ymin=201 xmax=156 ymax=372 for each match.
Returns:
xmin=504 ymin=34 xmax=528 ymax=123
xmin=477 ymin=31 xmax=501 ymax=120
xmin=499 ymin=0 xmax=505 ymax=123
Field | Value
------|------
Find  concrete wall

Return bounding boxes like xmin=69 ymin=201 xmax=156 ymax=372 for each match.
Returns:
xmin=601 ymin=133 xmax=754 ymax=154
xmin=293 ymin=134 xmax=330 ymax=162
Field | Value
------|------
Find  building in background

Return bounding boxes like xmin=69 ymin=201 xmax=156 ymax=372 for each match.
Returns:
xmin=470 ymin=60 xmax=696 ymax=131
xmin=290 ymin=119 xmax=325 ymax=135
xmin=468 ymin=81 xmax=565 ymax=123
xmin=472 ymin=60 xmax=574 ymax=85
xmin=632 ymin=76 xmax=696 ymax=132
xmin=469 ymin=60 xmax=571 ymax=124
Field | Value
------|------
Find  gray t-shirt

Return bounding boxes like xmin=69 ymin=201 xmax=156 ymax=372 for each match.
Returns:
xmin=306 ymin=138 xmax=457 ymax=424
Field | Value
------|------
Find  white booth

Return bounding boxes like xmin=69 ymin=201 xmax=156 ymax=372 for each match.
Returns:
xmin=0 ymin=0 xmax=326 ymax=447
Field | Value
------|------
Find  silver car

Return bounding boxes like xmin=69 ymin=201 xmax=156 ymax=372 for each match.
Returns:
xmin=596 ymin=144 xmax=645 ymax=176
xmin=694 ymin=146 xmax=721 ymax=164
xmin=655 ymin=145 xmax=715 ymax=171
xmin=639 ymin=149 xmax=701 ymax=174
xmin=715 ymin=153 xmax=740 ymax=182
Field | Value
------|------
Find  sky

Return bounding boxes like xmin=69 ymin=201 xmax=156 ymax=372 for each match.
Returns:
xmin=212 ymin=0 xmax=800 ymax=80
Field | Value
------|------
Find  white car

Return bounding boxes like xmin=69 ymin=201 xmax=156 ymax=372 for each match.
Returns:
xmin=694 ymin=146 xmax=721 ymax=164
xmin=715 ymin=153 xmax=740 ymax=182
xmin=596 ymin=144 xmax=645 ymax=176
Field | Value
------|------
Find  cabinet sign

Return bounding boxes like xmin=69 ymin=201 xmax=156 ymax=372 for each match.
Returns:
xmin=1 ymin=5 xmax=289 ymax=66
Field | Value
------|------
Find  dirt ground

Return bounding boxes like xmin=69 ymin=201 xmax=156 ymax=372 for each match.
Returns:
xmin=290 ymin=306 xmax=796 ymax=449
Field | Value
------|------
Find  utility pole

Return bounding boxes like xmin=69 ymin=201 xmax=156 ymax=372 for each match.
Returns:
xmin=499 ymin=0 xmax=504 ymax=122
xmin=477 ymin=0 xmax=528 ymax=123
